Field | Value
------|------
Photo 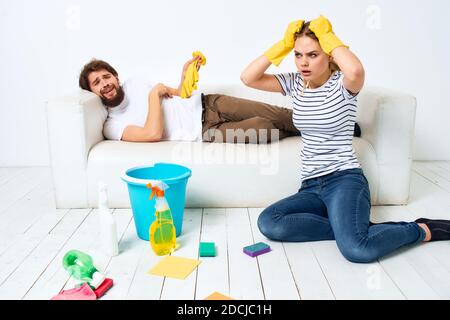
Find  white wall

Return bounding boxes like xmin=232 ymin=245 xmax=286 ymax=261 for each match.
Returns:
xmin=1 ymin=0 xmax=449 ymax=166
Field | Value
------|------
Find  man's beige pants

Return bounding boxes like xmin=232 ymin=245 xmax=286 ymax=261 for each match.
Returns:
xmin=201 ymin=94 xmax=300 ymax=144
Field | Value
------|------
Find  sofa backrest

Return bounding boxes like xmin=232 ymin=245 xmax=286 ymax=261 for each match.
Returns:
xmin=200 ymin=84 xmax=293 ymax=109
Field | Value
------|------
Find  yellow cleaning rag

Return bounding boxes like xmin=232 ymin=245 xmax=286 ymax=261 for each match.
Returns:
xmin=180 ymin=51 xmax=206 ymax=99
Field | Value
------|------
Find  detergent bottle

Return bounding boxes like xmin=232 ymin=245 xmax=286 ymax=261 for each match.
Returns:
xmin=62 ymin=250 xmax=106 ymax=289
xmin=146 ymin=182 xmax=176 ymax=256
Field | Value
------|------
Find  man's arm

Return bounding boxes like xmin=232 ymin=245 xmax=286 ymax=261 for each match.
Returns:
xmin=121 ymin=83 xmax=170 ymax=142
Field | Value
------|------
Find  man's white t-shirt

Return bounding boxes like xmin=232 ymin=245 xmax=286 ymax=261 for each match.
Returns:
xmin=103 ymin=77 xmax=203 ymax=142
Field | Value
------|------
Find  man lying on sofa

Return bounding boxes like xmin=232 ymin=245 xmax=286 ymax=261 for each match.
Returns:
xmin=78 ymin=58 xmax=361 ymax=144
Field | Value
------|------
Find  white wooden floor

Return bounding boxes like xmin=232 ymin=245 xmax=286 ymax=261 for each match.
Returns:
xmin=0 ymin=161 xmax=450 ymax=300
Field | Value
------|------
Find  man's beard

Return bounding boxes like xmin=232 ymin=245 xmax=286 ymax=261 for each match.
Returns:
xmin=101 ymin=85 xmax=125 ymax=107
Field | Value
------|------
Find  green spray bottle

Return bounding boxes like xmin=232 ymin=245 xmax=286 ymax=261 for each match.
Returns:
xmin=62 ymin=250 xmax=105 ymax=289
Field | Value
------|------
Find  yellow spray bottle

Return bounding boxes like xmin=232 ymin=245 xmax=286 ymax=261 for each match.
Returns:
xmin=146 ymin=182 xmax=176 ymax=256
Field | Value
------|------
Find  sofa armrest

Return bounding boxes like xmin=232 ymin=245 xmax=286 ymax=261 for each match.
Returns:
xmin=357 ymin=87 xmax=417 ymax=204
xmin=46 ymin=90 xmax=107 ymax=208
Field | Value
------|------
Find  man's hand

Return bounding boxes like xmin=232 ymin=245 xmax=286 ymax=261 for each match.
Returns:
xmin=181 ymin=56 xmax=202 ymax=82
xmin=178 ymin=52 xmax=206 ymax=98
xmin=151 ymin=83 xmax=174 ymax=99
xmin=178 ymin=56 xmax=202 ymax=97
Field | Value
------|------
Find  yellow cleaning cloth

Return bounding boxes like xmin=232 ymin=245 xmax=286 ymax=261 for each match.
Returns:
xmin=148 ymin=255 xmax=201 ymax=280
xmin=180 ymin=51 xmax=206 ymax=99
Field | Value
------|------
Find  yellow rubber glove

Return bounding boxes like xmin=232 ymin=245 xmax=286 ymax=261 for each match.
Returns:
xmin=264 ymin=20 xmax=304 ymax=66
xmin=309 ymin=15 xmax=348 ymax=55
xmin=180 ymin=51 xmax=206 ymax=99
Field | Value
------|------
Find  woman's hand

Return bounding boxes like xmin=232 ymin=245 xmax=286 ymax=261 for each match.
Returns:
xmin=309 ymin=15 xmax=347 ymax=55
xmin=264 ymin=19 xmax=304 ymax=66
xmin=283 ymin=19 xmax=304 ymax=48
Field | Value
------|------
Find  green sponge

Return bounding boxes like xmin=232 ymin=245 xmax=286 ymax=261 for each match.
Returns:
xmin=199 ymin=242 xmax=216 ymax=257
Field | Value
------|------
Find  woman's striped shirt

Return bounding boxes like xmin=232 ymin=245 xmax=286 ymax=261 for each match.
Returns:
xmin=274 ymin=71 xmax=361 ymax=182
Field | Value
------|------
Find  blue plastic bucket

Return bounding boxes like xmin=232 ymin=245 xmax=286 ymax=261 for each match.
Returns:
xmin=121 ymin=163 xmax=192 ymax=241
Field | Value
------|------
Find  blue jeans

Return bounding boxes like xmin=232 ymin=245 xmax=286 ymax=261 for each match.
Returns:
xmin=258 ymin=168 xmax=425 ymax=263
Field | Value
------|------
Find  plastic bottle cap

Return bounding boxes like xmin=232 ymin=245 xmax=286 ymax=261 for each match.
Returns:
xmin=90 ymin=271 xmax=106 ymax=289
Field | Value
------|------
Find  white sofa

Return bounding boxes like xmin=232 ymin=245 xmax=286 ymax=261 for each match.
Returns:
xmin=46 ymin=84 xmax=416 ymax=208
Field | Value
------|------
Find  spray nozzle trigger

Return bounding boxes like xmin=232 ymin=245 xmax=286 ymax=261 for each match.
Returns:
xmin=146 ymin=181 xmax=168 ymax=200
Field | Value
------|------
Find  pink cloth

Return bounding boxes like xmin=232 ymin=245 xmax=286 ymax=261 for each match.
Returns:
xmin=51 ymin=283 xmax=97 ymax=300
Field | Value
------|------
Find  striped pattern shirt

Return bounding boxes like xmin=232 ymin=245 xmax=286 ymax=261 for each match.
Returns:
xmin=275 ymin=71 xmax=361 ymax=182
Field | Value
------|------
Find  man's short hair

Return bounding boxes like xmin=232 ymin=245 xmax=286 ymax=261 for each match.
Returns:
xmin=79 ymin=59 xmax=119 ymax=91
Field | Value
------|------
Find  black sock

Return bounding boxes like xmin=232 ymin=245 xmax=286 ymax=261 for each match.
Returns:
xmin=415 ymin=218 xmax=450 ymax=241
xmin=353 ymin=122 xmax=361 ymax=137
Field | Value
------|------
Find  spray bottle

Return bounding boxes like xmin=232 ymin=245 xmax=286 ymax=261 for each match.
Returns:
xmin=146 ymin=181 xmax=176 ymax=256
xmin=98 ymin=182 xmax=119 ymax=256
xmin=62 ymin=250 xmax=106 ymax=289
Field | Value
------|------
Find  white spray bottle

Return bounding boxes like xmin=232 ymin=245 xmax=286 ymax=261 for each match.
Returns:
xmin=98 ymin=182 xmax=119 ymax=256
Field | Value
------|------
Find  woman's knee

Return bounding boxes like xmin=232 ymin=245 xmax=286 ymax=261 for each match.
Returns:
xmin=338 ymin=243 xmax=380 ymax=263
xmin=257 ymin=207 xmax=285 ymax=240
xmin=257 ymin=208 xmax=274 ymax=237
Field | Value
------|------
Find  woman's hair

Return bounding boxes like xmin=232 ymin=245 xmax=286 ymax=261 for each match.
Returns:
xmin=295 ymin=22 xmax=340 ymax=73
xmin=79 ymin=59 xmax=119 ymax=91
